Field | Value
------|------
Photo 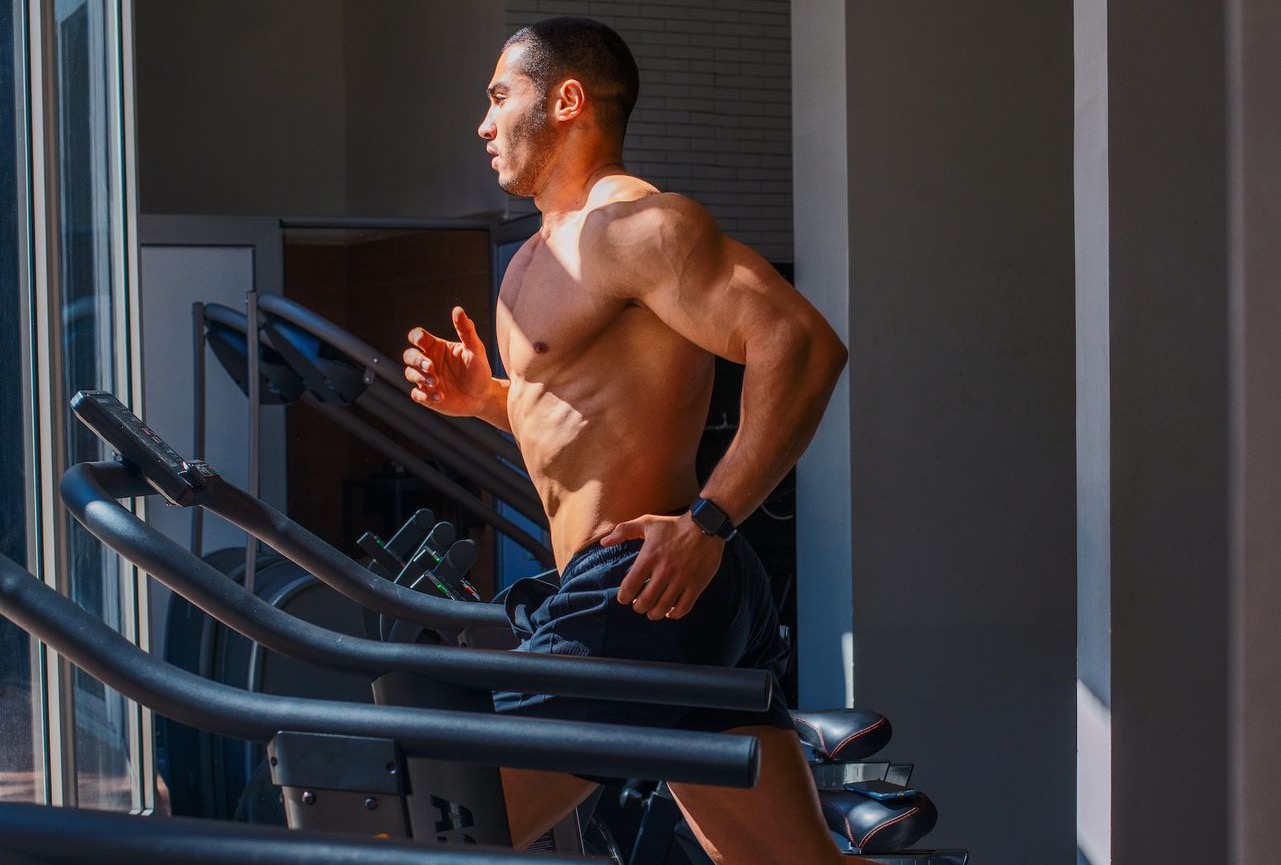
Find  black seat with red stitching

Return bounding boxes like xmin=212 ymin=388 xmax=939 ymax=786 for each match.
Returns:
xmin=818 ymin=786 xmax=940 ymax=854
xmin=790 ymin=708 xmax=941 ymax=855
xmin=792 ymin=708 xmax=893 ymax=762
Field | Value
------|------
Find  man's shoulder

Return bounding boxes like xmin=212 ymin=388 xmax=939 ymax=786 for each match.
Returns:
xmin=579 ymin=186 xmax=725 ymax=298
xmin=584 ymin=184 xmax=718 ymax=252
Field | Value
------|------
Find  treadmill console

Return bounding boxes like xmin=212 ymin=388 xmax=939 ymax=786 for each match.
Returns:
xmin=70 ymin=390 xmax=219 ymax=506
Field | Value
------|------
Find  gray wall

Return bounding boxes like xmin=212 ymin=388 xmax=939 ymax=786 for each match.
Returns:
xmin=344 ymin=0 xmax=508 ymax=218
xmin=1075 ymin=0 xmax=1281 ymax=861
xmin=135 ymin=0 xmax=507 ymax=219
xmin=1229 ymin=3 xmax=1281 ymax=862
xmin=844 ymin=3 xmax=1077 ymax=862
xmin=1104 ymin=1 xmax=1230 ymax=862
xmin=135 ymin=0 xmax=348 ymax=216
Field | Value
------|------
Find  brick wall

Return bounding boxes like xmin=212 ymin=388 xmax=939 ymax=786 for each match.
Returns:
xmin=506 ymin=0 xmax=793 ymax=262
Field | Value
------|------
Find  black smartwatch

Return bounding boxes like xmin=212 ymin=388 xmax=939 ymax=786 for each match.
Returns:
xmin=690 ymin=497 xmax=737 ymax=541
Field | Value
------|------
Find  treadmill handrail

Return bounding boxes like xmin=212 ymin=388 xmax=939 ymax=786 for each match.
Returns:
xmin=59 ymin=461 xmax=773 ymax=712
xmin=0 ymin=553 xmax=759 ymax=787
xmin=188 ymin=465 xmax=511 ymax=631
xmin=0 ymin=801 xmax=589 ymax=865
xmin=356 ymin=378 xmax=547 ymax=524
xmin=201 ymin=302 xmax=550 ymax=554
xmin=256 ymin=293 xmax=522 ymax=465
xmin=299 ymin=393 xmax=552 ymax=565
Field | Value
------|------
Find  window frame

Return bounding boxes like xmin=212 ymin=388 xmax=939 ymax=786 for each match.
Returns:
xmin=25 ymin=0 xmax=149 ymax=812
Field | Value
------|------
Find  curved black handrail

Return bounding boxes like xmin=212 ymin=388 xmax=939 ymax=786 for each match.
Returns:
xmin=297 ymin=393 xmax=552 ymax=565
xmin=202 ymin=302 xmax=550 ymax=560
xmin=59 ymin=461 xmax=772 ymax=712
xmin=355 ymin=376 xmax=546 ymax=523
xmin=256 ymin=293 xmax=522 ymax=465
xmin=0 ymin=553 xmax=758 ymax=788
xmin=0 ymin=801 xmax=586 ymax=865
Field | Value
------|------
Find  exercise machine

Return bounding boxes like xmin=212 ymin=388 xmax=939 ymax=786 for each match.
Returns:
xmin=0 ymin=800 xmax=586 ymax=865
xmin=61 ymin=389 xmax=965 ymax=862
xmin=0 ymin=549 xmax=757 ymax=853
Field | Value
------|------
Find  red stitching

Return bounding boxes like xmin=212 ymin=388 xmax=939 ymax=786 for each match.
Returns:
xmin=857 ymin=806 xmax=920 ymax=850
xmin=830 ymin=716 xmax=888 ymax=760
xmin=793 ymin=716 xmax=828 ymax=753
xmin=820 ymin=799 xmax=855 ymax=843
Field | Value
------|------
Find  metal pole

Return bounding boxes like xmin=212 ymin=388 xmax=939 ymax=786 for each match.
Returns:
xmin=244 ymin=290 xmax=260 ymax=594
xmin=190 ymin=302 xmax=205 ymax=556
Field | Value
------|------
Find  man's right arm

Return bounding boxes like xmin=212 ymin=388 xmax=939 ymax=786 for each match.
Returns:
xmin=403 ymin=306 xmax=512 ymax=433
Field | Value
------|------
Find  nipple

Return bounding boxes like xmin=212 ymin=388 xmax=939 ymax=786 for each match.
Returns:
xmin=533 ymin=341 xmax=549 ymax=354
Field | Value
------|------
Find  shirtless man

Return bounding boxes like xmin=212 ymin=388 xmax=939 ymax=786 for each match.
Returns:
xmin=403 ymin=17 xmax=848 ymax=864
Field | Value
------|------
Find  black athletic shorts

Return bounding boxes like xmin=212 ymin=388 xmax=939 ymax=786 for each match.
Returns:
xmin=492 ymin=533 xmax=793 ymax=732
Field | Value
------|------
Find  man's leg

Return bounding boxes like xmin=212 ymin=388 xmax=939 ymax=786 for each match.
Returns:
xmin=668 ymin=725 xmax=845 ymax=865
xmin=499 ymin=766 xmax=599 ymax=850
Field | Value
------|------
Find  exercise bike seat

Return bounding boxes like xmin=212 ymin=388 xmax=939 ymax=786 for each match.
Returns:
xmin=792 ymin=708 xmax=892 ymax=762
xmin=818 ymin=786 xmax=939 ymax=854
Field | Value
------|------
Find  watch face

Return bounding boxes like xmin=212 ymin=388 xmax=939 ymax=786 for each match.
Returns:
xmin=692 ymin=498 xmax=732 ymax=537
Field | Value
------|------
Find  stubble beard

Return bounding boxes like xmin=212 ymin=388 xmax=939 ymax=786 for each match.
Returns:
xmin=499 ymin=102 xmax=555 ymax=197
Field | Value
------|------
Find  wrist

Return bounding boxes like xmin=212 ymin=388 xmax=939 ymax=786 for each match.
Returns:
xmin=689 ymin=496 xmax=738 ymax=541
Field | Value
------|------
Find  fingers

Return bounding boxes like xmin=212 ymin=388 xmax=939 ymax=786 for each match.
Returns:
xmin=615 ymin=550 xmax=651 ymax=605
xmin=641 ymin=579 xmax=686 ymax=621
xmin=600 ymin=519 xmax=645 ymax=547
xmin=620 ymin=565 xmax=687 ymax=620
xmin=409 ymin=386 xmax=443 ymax=407
xmin=664 ymin=592 xmax=695 ymax=620
xmin=452 ymin=307 xmax=485 ymax=353
xmin=615 ymin=537 xmax=683 ymax=620
xmin=402 ymin=348 xmax=435 ymax=378
xmin=407 ymin=326 xmax=443 ymax=351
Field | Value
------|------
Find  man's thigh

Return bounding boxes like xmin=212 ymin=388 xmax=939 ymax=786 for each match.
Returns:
xmin=668 ymin=725 xmax=844 ymax=865
xmin=499 ymin=766 xmax=599 ymax=850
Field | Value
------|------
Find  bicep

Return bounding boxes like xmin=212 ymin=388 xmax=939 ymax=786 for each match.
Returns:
xmin=591 ymin=195 xmax=831 ymax=362
xmin=641 ymin=233 xmax=823 ymax=364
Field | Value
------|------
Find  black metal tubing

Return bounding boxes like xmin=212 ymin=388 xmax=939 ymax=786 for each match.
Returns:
xmin=357 ymin=379 xmax=546 ymax=524
xmin=204 ymin=301 xmax=547 ymax=534
xmin=0 ymin=554 xmax=758 ymax=787
xmin=174 ymin=460 xmax=508 ymax=631
xmin=300 ymin=394 xmax=553 ymax=566
xmin=0 ymin=801 xmax=586 ymax=865
xmin=59 ymin=461 xmax=772 ymax=712
xmin=256 ymin=293 xmax=522 ymax=465
xmin=207 ymin=470 xmax=533 ymax=630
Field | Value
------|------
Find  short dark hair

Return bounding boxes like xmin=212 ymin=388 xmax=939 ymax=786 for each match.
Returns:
xmin=503 ymin=17 xmax=640 ymax=144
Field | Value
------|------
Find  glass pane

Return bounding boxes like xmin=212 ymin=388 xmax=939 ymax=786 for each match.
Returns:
xmin=51 ymin=0 xmax=132 ymax=810
xmin=0 ymin=0 xmax=39 ymax=806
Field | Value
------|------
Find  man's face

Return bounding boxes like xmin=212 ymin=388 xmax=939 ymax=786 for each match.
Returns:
xmin=479 ymin=45 xmax=556 ymax=197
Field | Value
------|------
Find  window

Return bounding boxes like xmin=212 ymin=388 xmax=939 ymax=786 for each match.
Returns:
xmin=0 ymin=0 xmax=39 ymax=806
xmin=0 ymin=0 xmax=146 ymax=811
xmin=51 ymin=0 xmax=133 ymax=810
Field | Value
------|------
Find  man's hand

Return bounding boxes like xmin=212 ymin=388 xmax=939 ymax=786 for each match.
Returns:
xmin=403 ymin=306 xmax=495 ymax=418
xmin=601 ymin=513 xmax=725 ymax=620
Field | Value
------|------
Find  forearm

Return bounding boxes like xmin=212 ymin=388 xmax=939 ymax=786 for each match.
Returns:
xmin=699 ymin=325 xmax=847 ymax=524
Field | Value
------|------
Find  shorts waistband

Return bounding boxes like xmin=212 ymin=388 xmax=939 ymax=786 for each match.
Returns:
xmin=562 ymin=537 xmax=644 ymax=580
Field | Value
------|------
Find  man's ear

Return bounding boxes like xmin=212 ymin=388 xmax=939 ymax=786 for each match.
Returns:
xmin=553 ymin=78 xmax=586 ymax=121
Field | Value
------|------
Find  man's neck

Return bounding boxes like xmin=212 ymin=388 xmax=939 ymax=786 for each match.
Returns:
xmin=534 ymin=157 xmax=628 ymax=230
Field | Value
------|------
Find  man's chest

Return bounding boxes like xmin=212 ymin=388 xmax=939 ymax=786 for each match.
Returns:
xmin=496 ymin=237 xmax=631 ymax=377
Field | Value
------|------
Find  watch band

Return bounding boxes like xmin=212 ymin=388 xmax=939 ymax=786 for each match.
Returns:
xmin=690 ymin=497 xmax=737 ymax=540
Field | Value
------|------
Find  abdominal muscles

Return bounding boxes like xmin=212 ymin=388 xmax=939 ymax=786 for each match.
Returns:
xmin=509 ymin=355 xmax=713 ymax=569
